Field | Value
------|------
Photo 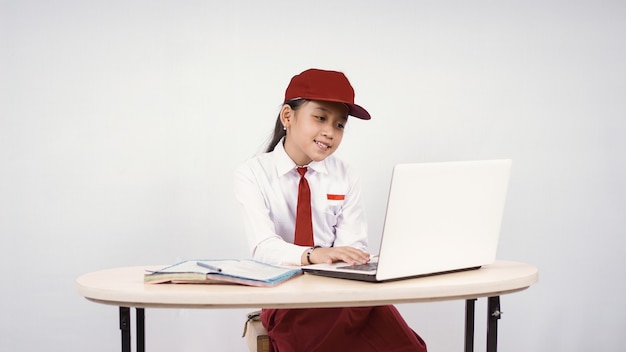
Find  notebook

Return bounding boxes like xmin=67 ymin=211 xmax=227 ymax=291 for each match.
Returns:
xmin=301 ymin=159 xmax=512 ymax=282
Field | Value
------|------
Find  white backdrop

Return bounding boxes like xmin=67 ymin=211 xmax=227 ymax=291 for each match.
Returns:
xmin=2 ymin=1 xmax=625 ymax=351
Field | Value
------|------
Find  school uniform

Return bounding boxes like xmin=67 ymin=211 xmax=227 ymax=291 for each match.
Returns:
xmin=234 ymin=139 xmax=427 ymax=352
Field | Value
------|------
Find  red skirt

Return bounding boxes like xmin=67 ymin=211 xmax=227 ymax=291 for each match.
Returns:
xmin=261 ymin=306 xmax=427 ymax=352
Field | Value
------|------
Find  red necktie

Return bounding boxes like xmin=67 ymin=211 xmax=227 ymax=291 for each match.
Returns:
xmin=294 ymin=167 xmax=314 ymax=246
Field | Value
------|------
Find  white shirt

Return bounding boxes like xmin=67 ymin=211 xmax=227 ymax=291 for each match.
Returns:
xmin=234 ymin=139 xmax=368 ymax=266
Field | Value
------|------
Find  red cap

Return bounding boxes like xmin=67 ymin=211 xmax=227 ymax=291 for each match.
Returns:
xmin=284 ymin=68 xmax=371 ymax=120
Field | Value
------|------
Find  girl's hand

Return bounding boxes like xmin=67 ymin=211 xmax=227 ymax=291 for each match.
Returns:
xmin=302 ymin=246 xmax=370 ymax=266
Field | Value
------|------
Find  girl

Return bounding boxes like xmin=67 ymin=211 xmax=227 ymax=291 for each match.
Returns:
xmin=234 ymin=68 xmax=427 ymax=352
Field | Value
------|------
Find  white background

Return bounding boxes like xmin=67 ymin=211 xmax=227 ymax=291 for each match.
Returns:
xmin=2 ymin=1 xmax=625 ymax=351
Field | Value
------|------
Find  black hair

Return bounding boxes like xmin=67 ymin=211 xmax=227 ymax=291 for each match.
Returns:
xmin=265 ymin=99 xmax=308 ymax=152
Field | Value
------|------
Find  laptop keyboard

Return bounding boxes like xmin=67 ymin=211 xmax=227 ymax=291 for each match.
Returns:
xmin=339 ymin=262 xmax=378 ymax=271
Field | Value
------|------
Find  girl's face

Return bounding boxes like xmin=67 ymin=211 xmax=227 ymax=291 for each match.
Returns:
xmin=281 ymin=100 xmax=349 ymax=166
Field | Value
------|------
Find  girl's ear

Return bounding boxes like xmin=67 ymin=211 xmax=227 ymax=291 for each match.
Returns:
xmin=280 ymin=104 xmax=292 ymax=130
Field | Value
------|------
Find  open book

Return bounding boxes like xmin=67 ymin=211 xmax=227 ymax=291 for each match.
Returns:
xmin=144 ymin=259 xmax=302 ymax=287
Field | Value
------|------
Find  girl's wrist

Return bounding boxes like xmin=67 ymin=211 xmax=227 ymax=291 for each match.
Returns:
xmin=304 ymin=246 xmax=321 ymax=265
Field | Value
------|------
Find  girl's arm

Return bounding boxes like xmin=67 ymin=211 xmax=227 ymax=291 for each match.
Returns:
xmin=234 ymin=164 xmax=309 ymax=266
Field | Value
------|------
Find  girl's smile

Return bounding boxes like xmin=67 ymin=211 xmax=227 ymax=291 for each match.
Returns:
xmin=314 ymin=139 xmax=331 ymax=150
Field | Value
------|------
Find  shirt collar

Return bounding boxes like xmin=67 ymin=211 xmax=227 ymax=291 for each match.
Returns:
xmin=273 ymin=138 xmax=328 ymax=176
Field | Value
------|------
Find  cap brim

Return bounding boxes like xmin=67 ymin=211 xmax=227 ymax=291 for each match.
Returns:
xmin=347 ymin=103 xmax=371 ymax=120
xmin=294 ymin=95 xmax=372 ymax=120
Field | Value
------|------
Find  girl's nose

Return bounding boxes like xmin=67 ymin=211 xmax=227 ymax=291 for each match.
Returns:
xmin=321 ymin=123 xmax=334 ymax=139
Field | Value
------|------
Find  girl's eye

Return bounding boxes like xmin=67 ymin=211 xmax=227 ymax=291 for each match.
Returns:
xmin=336 ymin=123 xmax=345 ymax=129
xmin=315 ymin=115 xmax=326 ymax=121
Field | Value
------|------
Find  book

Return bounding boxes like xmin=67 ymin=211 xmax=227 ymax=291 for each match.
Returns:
xmin=144 ymin=259 xmax=302 ymax=287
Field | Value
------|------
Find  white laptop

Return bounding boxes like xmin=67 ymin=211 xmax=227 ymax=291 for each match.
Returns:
xmin=302 ymin=159 xmax=512 ymax=282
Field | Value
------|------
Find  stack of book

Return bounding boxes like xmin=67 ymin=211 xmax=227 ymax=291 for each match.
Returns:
xmin=144 ymin=259 xmax=302 ymax=287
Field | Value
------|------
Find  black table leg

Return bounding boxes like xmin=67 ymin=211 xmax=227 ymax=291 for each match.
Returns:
xmin=119 ymin=307 xmax=131 ymax=352
xmin=119 ymin=307 xmax=145 ymax=352
xmin=137 ymin=308 xmax=145 ymax=352
xmin=487 ymin=296 xmax=502 ymax=352
xmin=465 ymin=299 xmax=477 ymax=352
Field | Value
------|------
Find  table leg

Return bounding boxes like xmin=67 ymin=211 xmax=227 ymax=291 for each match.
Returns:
xmin=486 ymin=296 xmax=501 ymax=352
xmin=119 ymin=307 xmax=146 ymax=352
xmin=119 ymin=307 xmax=131 ymax=352
xmin=465 ymin=299 xmax=477 ymax=352
xmin=137 ymin=308 xmax=145 ymax=352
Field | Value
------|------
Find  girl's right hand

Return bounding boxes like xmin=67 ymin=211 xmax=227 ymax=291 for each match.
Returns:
xmin=304 ymin=246 xmax=370 ymax=266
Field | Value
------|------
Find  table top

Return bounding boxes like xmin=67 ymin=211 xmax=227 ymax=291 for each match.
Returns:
xmin=76 ymin=260 xmax=538 ymax=309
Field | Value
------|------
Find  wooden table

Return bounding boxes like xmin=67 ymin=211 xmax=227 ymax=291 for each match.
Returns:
xmin=76 ymin=260 xmax=538 ymax=352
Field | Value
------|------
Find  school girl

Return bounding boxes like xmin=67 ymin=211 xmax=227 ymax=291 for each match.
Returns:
xmin=234 ymin=68 xmax=427 ymax=352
